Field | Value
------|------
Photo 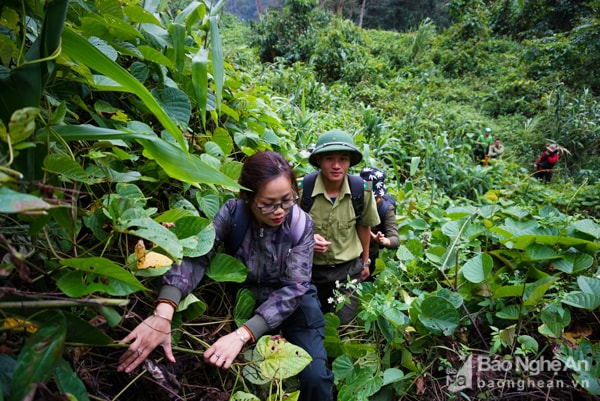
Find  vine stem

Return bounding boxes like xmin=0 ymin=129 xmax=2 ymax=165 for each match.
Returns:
xmin=0 ymin=297 xmax=130 ymax=309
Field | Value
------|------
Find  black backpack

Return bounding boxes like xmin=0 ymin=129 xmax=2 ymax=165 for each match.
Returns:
xmin=299 ymin=172 xmax=369 ymax=220
xmin=224 ymin=200 xmax=307 ymax=255
xmin=377 ymin=194 xmax=397 ymax=220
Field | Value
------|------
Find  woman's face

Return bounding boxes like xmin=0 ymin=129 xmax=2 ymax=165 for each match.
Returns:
xmin=251 ymin=175 xmax=295 ymax=227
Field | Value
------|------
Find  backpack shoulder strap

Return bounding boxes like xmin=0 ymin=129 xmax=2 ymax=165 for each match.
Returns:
xmin=348 ymin=174 xmax=367 ymax=220
xmin=299 ymin=172 xmax=318 ymax=213
xmin=225 ymin=199 xmax=249 ymax=255
xmin=289 ymin=204 xmax=307 ymax=245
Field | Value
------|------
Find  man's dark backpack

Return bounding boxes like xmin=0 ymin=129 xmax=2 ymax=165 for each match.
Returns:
xmin=299 ymin=172 xmax=370 ymax=220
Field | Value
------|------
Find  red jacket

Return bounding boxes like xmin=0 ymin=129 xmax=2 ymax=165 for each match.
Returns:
xmin=536 ymin=151 xmax=559 ymax=170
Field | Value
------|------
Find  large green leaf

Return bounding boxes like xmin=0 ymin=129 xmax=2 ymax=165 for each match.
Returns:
xmin=234 ymin=288 xmax=256 ymax=327
xmin=192 ymin=48 xmax=209 ymax=128
xmin=209 ymin=15 xmax=224 ymax=112
xmin=39 ymin=124 xmax=240 ymax=188
xmin=0 ymin=0 xmax=68 ymax=124
xmin=119 ymin=215 xmax=183 ymax=260
xmin=460 ymin=253 xmax=493 ymax=283
xmin=552 ymin=253 xmax=594 ymax=274
xmin=171 ymin=215 xmax=215 ymax=257
xmin=43 ymin=153 xmax=101 ymax=184
xmin=58 ymin=257 xmax=148 ymax=297
xmin=152 ymin=86 xmax=191 ymax=130
xmin=206 ymin=253 xmax=248 ymax=282
xmin=60 ymin=27 xmax=186 ymax=149
xmin=571 ymin=219 xmax=600 ymax=239
xmin=244 ymin=336 xmax=312 ymax=382
xmin=418 ymin=296 xmax=460 ymax=336
xmin=9 ymin=313 xmax=66 ymax=401
xmin=523 ymin=276 xmax=559 ymax=306
xmin=54 ymin=358 xmax=90 ymax=401
xmin=0 ymin=186 xmax=54 ymax=213
xmin=556 ymin=340 xmax=600 ymax=395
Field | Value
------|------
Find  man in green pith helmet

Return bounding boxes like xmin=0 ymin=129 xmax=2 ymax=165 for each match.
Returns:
xmin=299 ymin=129 xmax=380 ymax=326
xmin=474 ymin=127 xmax=494 ymax=164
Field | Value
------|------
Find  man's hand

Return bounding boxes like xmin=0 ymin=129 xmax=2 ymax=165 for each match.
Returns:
xmin=314 ymin=234 xmax=331 ymax=253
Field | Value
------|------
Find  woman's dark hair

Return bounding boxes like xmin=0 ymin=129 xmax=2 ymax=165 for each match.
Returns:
xmin=238 ymin=151 xmax=298 ymax=203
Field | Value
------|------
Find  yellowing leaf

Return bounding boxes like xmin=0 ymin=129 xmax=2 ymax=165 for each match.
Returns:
xmin=138 ymin=251 xmax=173 ymax=269
xmin=3 ymin=317 xmax=39 ymax=333
xmin=135 ymin=239 xmax=146 ymax=269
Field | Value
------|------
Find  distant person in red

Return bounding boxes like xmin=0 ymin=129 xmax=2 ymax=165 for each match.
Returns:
xmin=533 ymin=144 xmax=559 ymax=182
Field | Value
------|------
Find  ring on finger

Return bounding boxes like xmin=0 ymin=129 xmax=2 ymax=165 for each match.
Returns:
xmin=136 ymin=348 xmax=143 ymax=356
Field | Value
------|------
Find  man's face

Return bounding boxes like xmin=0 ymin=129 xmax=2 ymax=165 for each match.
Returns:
xmin=317 ymin=151 xmax=351 ymax=184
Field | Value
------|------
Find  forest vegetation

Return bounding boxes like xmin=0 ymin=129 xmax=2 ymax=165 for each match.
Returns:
xmin=1 ymin=0 xmax=600 ymax=400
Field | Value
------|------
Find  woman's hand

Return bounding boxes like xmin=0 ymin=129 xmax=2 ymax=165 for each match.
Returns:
xmin=118 ymin=308 xmax=175 ymax=373
xmin=203 ymin=330 xmax=247 ymax=369
xmin=372 ymin=231 xmax=390 ymax=247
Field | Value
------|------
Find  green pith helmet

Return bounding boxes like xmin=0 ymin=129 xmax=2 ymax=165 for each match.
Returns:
xmin=484 ymin=127 xmax=493 ymax=134
xmin=308 ymin=129 xmax=362 ymax=167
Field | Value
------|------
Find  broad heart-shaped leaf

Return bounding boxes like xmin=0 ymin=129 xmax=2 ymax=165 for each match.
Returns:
xmin=120 ymin=216 xmax=183 ymax=260
xmin=234 ymin=288 xmax=256 ymax=327
xmin=179 ymin=293 xmax=207 ymax=321
xmin=0 ymin=186 xmax=54 ymax=213
xmin=252 ymin=336 xmax=312 ymax=380
xmin=58 ymin=257 xmax=147 ymax=297
xmin=195 ymin=191 xmax=221 ymax=220
xmin=553 ymin=252 xmax=594 ymax=274
xmin=152 ymin=86 xmax=191 ymax=130
xmin=9 ymin=313 xmax=66 ymax=401
xmin=460 ymin=253 xmax=493 ymax=283
xmin=338 ymin=364 xmax=382 ymax=400
xmin=332 ymin=355 xmax=353 ymax=381
xmin=523 ymin=243 xmax=560 ymax=261
xmin=206 ymin=253 xmax=248 ymax=282
xmin=171 ymin=215 xmax=215 ymax=257
xmin=577 ymin=275 xmax=600 ymax=295
xmin=382 ymin=367 xmax=406 ymax=385
xmin=571 ymin=219 xmax=600 ymax=239
xmin=44 ymin=153 xmax=101 ymax=184
xmin=561 ymin=292 xmax=600 ymax=310
xmin=418 ymin=296 xmax=460 ymax=336
xmin=54 ymin=358 xmax=90 ymax=401
xmin=212 ymin=127 xmax=234 ymax=156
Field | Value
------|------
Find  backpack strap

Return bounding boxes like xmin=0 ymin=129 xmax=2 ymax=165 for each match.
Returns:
xmin=289 ymin=204 xmax=306 ymax=245
xmin=347 ymin=174 xmax=366 ymax=221
xmin=377 ymin=197 xmax=390 ymax=221
xmin=225 ymin=199 xmax=250 ymax=255
xmin=299 ymin=172 xmax=319 ymax=213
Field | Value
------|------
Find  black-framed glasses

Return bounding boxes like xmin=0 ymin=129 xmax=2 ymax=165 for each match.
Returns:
xmin=255 ymin=192 xmax=299 ymax=214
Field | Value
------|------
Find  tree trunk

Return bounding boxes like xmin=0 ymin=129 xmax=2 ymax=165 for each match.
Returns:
xmin=256 ymin=0 xmax=264 ymax=21
xmin=358 ymin=0 xmax=367 ymax=27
